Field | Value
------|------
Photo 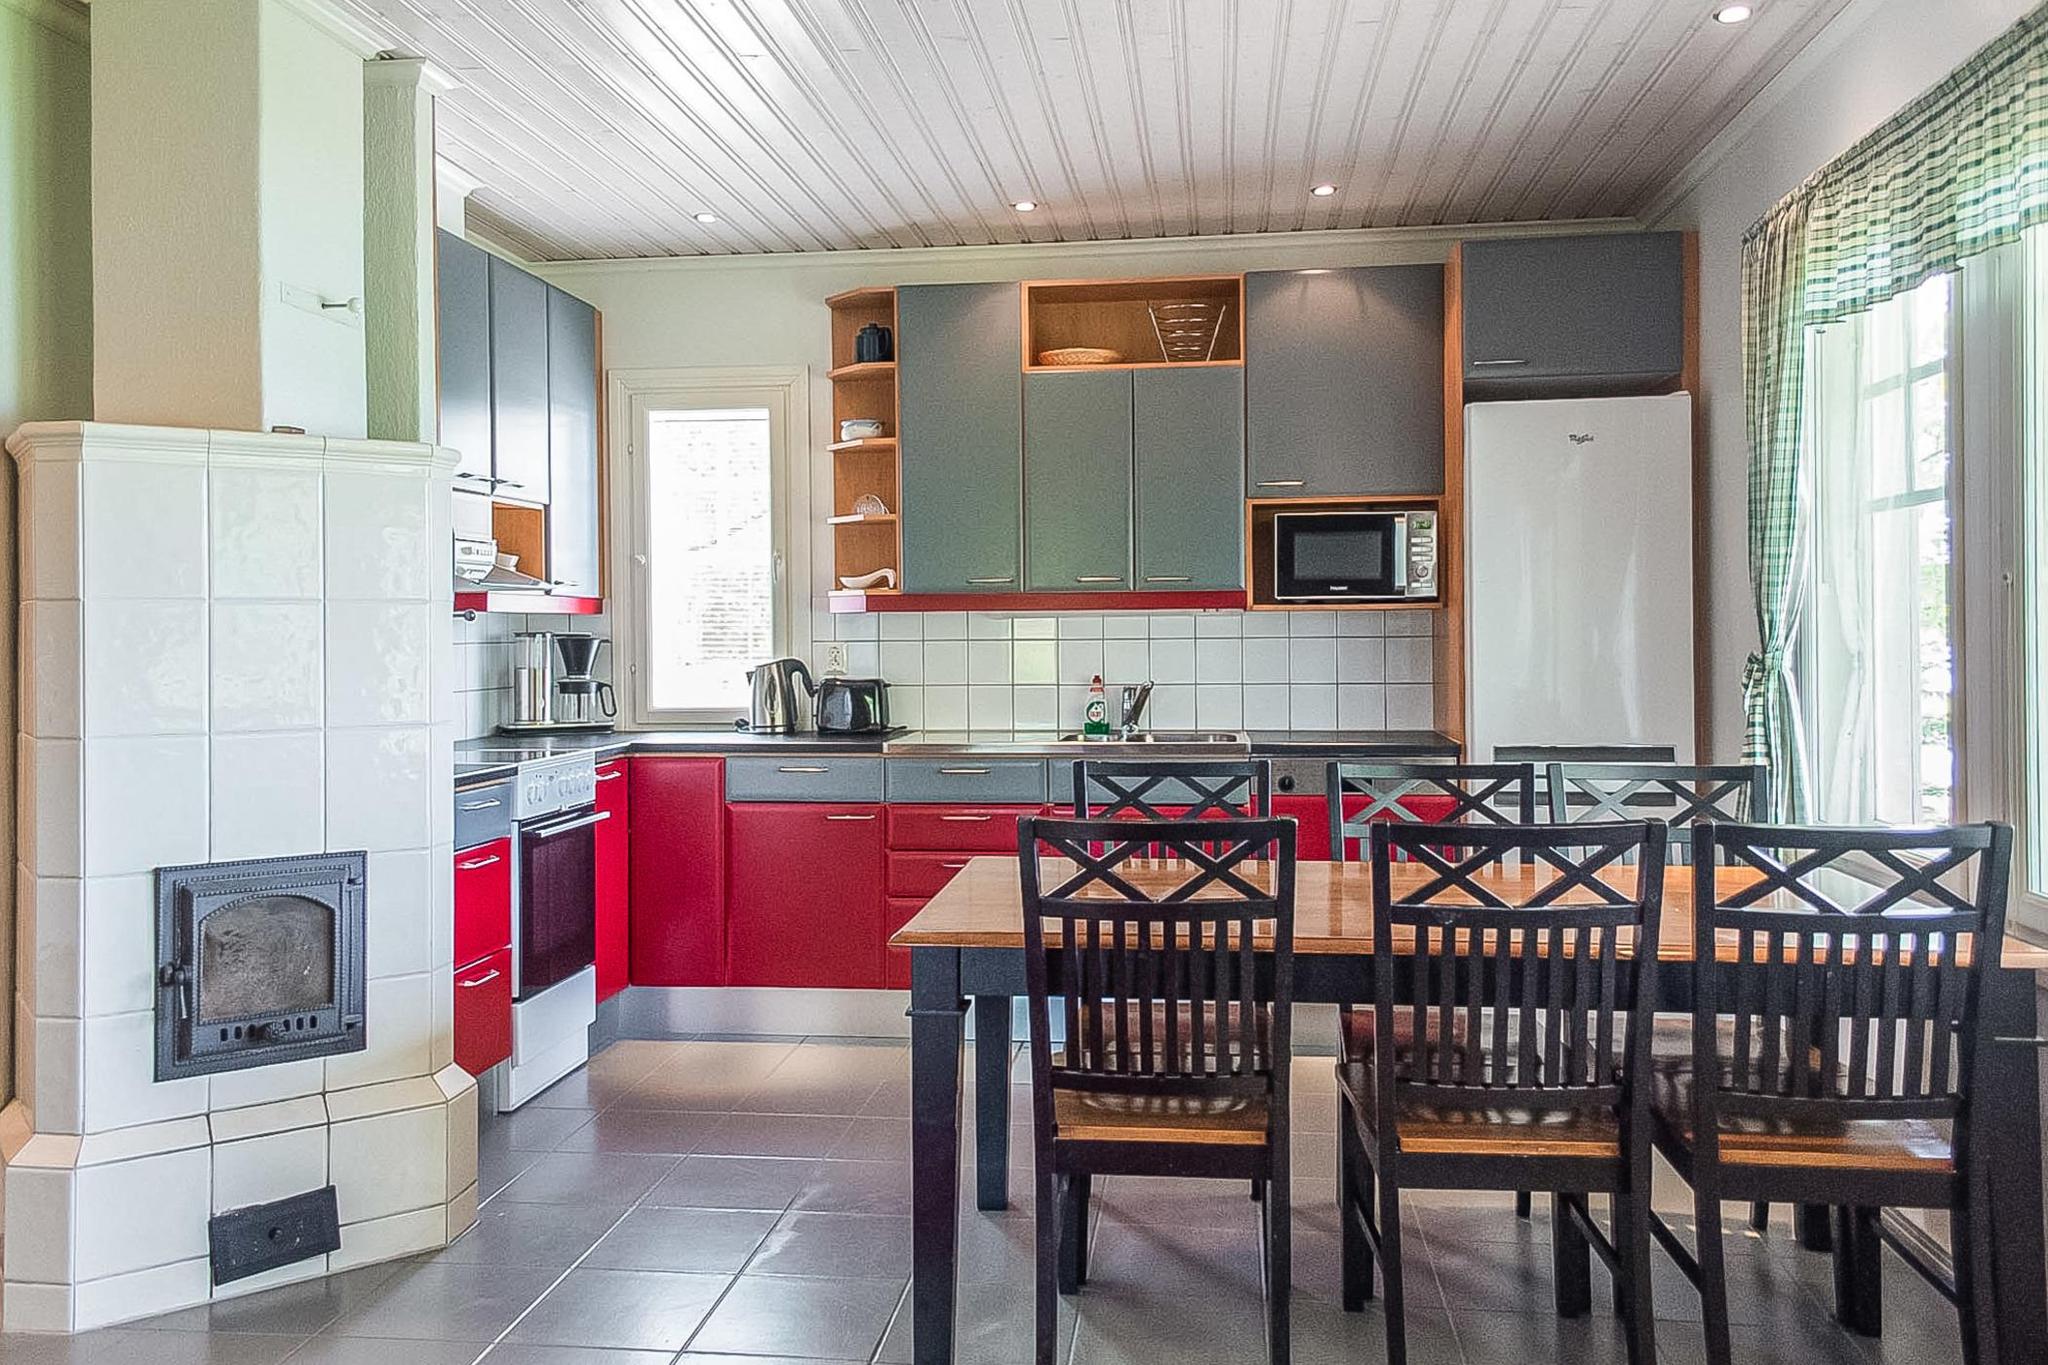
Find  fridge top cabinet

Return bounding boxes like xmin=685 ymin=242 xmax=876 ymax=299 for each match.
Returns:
xmin=1246 ymin=265 xmax=1444 ymax=498
xmin=1460 ymin=232 xmax=1685 ymax=392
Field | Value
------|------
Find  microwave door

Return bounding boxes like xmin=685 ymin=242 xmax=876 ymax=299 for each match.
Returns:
xmin=1274 ymin=513 xmax=1400 ymax=600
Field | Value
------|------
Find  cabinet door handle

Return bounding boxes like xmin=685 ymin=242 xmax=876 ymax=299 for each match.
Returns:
xmin=459 ymin=798 xmax=503 ymax=811
xmin=778 ymin=765 xmax=829 ymax=774
xmin=456 ymin=854 xmax=503 ymax=871
xmin=596 ymin=770 xmax=624 ymax=782
xmin=825 ymin=812 xmax=878 ymax=821
xmin=1256 ymin=479 xmax=1305 ymax=488
xmin=1075 ymin=576 xmax=1121 ymax=584
xmin=938 ymin=767 xmax=991 ymax=776
xmin=457 ymin=968 xmax=502 ymax=988
xmin=1144 ymin=575 xmax=1191 ymax=583
xmin=967 ymin=576 xmax=1015 ymax=585
xmin=940 ymin=814 xmax=994 ymax=822
xmin=1470 ymin=358 xmax=1530 ymax=367
xmin=941 ymin=861 xmax=970 ymax=870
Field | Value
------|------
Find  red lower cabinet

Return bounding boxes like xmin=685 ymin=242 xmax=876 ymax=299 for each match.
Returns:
xmin=453 ymin=837 xmax=513 ymax=967
xmin=629 ymin=757 xmax=727 ymax=987
xmin=1274 ymin=796 xmax=1333 ymax=861
xmin=726 ymin=803 xmax=886 ymax=989
xmin=594 ymin=759 xmax=630 ymax=1002
xmin=453 ymin=947 xmax=513 ymax=1075
xmin=883 ymin=804 xmax=1040 ymax=990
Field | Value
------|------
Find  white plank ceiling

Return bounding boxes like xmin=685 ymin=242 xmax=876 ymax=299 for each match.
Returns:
xmin=334 ymin=0 xmax=1854 ymax=260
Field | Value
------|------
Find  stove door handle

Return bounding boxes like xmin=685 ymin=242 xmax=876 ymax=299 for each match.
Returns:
xmin=524 ymin=809 xmax=611 ymax=840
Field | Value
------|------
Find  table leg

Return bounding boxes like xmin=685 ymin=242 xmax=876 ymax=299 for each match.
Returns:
xmin=974 ymin=993 xmax=1013 ymax=1211
xmin=1984 ymin=969 xmax=2048 ymax=1361
xmin=910 ymin=946 xmax=966 ymax=1365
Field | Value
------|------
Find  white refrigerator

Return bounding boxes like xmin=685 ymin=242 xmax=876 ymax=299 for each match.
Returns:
xmin=1463 ymin=394 xmax=1696 ymax=763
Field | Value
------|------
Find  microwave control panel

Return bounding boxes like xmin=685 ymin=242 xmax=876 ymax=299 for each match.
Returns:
xmin=1404 ymin=513 xmax=1438 ymax=598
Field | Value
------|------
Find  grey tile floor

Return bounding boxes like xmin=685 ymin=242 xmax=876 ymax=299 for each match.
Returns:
xmin=0 ymin=1037 xmax=1970 ymax=1363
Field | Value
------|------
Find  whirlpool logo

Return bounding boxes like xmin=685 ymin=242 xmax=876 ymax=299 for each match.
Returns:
xmin=1567 ymin=432 xmax=1596 ymax=445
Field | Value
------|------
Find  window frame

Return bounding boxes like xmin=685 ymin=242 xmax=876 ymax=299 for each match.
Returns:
xmin=605 ymin=365 xmax=813 ymax=729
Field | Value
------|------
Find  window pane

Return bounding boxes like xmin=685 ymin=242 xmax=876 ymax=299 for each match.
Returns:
xmin=643 ymin=407 xmax=774 ymax=712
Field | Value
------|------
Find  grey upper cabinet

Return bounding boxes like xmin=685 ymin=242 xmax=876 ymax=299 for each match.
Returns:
xmin=1246 ymin=265 xmax=1444 ymax=497
xmin=1134 ymin=367 xmax=1243 ymax=590
xmin=545 ymin=286 xmax=601 ymax=598
xmin=435 ymin=230 xmax=492 ymax=485
xmin=1024 ymin=370 xmax=1134 ymax=592
xmin=1460 ymin=232 xmax=1684 ymax=389
xmin=488 ymin=254 xmax=551 ymax=504
xmin=898 ymin=283 xmax=1022 ymax=593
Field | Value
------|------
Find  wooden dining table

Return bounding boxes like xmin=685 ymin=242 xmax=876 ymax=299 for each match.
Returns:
xmin=890 ymin=855 xmax=2048 ymax=1365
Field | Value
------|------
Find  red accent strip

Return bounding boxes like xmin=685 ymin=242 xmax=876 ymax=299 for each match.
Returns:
xmin=827 ymin=589 xmax=1245 ymax=614
xmin=454 ymin=592 xmax=605 ymax=615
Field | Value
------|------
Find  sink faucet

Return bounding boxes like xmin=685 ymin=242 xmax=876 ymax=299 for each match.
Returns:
xmin=1118 ymin=681 xmax=1155 ymax=738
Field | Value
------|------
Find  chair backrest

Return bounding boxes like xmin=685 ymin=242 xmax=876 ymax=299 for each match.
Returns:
xmin=1547 ymin=762 xmax=1769 ymax=863
xmin=1329 ymin=762 xmax=1536 ymax=861
xmin=1688 ymin=821 xmax=2014 ymax=1146
xmin=1072 ymin=759 xmax=1274 ymax=820
xmin=1368 ymin=820 xmax=1668 ymax=1125
xmin=1018 ymin=816 xmax=1298 ymax=1143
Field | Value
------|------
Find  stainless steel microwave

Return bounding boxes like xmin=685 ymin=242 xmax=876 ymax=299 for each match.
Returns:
xmin=1272 ymin=509 xmax=1439 ymax=602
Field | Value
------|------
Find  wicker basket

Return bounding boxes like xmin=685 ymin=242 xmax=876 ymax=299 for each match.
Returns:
xmin=1037 ymin=347 xmax=1125 ymax=367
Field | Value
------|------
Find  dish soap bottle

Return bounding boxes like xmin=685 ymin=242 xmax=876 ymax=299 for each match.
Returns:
xmin=1083 ymin=675 xmax=1111 ymax=738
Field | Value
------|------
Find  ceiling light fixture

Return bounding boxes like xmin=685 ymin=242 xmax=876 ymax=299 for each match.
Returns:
xmin=693 ymin=211 xmax=719 ymax=224
xmin=1012 ymin=199 xmax=1038 ymax=212
xmin=1310 ymin=183 xmax=1338 ymax=197
xmin=1713 ymin=4 xmax=1752 ymax=22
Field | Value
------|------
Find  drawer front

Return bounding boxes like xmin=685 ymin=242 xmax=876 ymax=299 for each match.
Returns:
xmin=884 ymin=758 xmax=1047 ymax=804
xmin=885 ymin=896 xmax=928 ymax=991
xmin=453 ymin=837 xmax=513 ymax=967
xmin=887 ymin=851 xmax=981 ymax=900
xmin=887 ymin=804 xmax=1039 ymax=853
xmin=724 ymin=756 xmax=884 ymax=803
xmin=455 ymin=781 xmax=514 ymax=849
xmin=453 ymin=947 xmax=513 ymax=1076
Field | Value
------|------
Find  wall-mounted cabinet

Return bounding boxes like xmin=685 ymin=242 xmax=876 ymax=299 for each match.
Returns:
xmin=1134 ymin=366 xmax=1245 ymax=591
xmin=1024 ymin=276 xmax=1243 ymax=370
xmin=436 ymin=231 xmax=493 ymax=486
xmin=1246 ymin=265 xmax=1444 ymax=498
xmin=827 ymin=287 xmax=902 ymax=597
xmin=1025 ymin=370 xmax=1133 ymax=591
xmin=487 ymin=254 xmax=551 ymax=504
xmin=1459 ymin=232 xmax=1684 ymax=392
xmin=546 ymin=286 xmax=601 ymax=597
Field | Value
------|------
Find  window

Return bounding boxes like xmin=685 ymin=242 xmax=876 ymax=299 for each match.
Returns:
xmin=612 ymin=370 xmax=809 ymax=725
xmin=2025 ymin=225 xmax=2048 ymax=900
xmin=1803 ymin=273 xmax=1957 ymax=826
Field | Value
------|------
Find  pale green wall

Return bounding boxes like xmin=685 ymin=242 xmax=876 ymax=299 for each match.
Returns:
xmin=0 ymin=0 xmax=91 ymax=1110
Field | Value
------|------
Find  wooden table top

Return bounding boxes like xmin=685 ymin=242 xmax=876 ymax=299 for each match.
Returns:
xmin=889 ymin=856 xmax=2048 ymax=970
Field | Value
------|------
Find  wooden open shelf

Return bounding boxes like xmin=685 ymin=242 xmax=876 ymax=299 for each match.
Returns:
xmin=829 ymin=288 xmax=901 ymax=593
xmin=1023 ymin=275 xmax=1244 ymax=370
xmin=827 ymin=361 xmax=896 ymax=382
xmin=829 ymin=436 xmax=897 ymax=454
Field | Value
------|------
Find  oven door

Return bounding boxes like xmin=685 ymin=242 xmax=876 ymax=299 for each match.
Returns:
xmin=514 ymin=806 xmax=605 ymax=1000
xmin=1273 ymin=511 xmax=1405 ymax=601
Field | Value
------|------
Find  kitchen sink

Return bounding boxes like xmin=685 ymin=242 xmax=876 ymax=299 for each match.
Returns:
xmin=1055 ymin=731 xmax=1247 ymax=745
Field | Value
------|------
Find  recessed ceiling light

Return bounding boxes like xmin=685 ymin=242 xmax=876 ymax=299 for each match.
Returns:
xmin=1310 ymin=183 xmax=1339 ymax=197
xmin=693 ymin=211 xmax=719 ymax=224
xmin=1713 ymin=4 xmax=1752 ymax=22
xmin=1012 ymin=199 xmax=1038 ymax=212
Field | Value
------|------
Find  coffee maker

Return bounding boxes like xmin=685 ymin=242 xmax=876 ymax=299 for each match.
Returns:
xmin=505 ymin=631 xmax=616 ymax=732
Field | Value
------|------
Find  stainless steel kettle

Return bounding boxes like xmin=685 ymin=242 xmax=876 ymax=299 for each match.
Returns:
xmin=744 ymin=657 xmax=816 ymax=733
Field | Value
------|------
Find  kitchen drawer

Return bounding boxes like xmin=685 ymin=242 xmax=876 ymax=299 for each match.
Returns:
xmin=455 ymin=780 xmax=514 ymax=849
xmin=887 ymin=804 xmax=1038 ymax=853
xmin=884 ymin=758 xmax=1047 ymax=805
xmin=453 ymin=946 xmax=513 ymax=1076
xmin=887 ymin=851 xmax=982 ymax=900
xmin=885 ymin=896 xmax=928 ymax=991
xmin=724 ymin=755 xmax=884 ymax=803
xmin=453 ymin=837 xmax=512 ymax=967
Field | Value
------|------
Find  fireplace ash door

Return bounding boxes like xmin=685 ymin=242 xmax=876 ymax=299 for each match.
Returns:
xmin=155 ymin=852 xmax=368 ymax=1081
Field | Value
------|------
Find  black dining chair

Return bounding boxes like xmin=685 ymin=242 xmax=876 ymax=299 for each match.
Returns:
xmin=1647 ymin=820 xmax=2014 ymax=1365
xmin=1019 ymin=815 xmax=1298 ymax=1365
xmin=1073 ymin=757 xmax=1274 ymax=820
xmin=1339 ymin=819 xmax=1669 ymax=1365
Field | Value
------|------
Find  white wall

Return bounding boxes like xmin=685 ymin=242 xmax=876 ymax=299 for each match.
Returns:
xmin=1648 ymin=0 xmax=2037 ymax=759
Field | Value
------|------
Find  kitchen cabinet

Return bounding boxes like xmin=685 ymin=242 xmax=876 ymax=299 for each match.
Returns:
xmin=1272 ymin=795 xmax=1333 ymax=862
xmin=1134 ymin=366 xmax=1245 ymax=589
xmin=1459 ymin=232 xmax=1684 ymax=391
xmin=453 ymin=947 xmax=513 ymax=1076
xmin=726 ymin=803 xmax=885 ymax=989
xmin=882 ymin=803 xmax=1038 ymax=990
xmin=1024 ymin=369 xmax=1133 ymax=592
xmin=546 ymin=287 xmax=602 ymax=597
xmin=628 ymin=757 xmax=726 ymax=987
xmin=1246 ymin=265 xmax=1444 ymax=497
xmin=453 ymin=831 xmax=514 ymax=1078
xmin=488 ymin=254 xmax=551 ymax=504
xmin=594 ymin=758 xmax=629 ymax=1002
xmin=453 ymin=837 xmax=513 ymax=969
xmin=898 ymin=283 xmax=1023 ymax=593
xmin=436 ymin=230 xmax=493 ymax=485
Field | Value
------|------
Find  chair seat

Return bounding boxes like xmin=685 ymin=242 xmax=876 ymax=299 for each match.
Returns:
xmin=1337 ymin=1061 xmax=1621 ymax=1157
xmin=1052 ymin=1088 xmax=1270 ymax=1146
xmin=1650 ymin=1059 xmax=1955 ymax=1172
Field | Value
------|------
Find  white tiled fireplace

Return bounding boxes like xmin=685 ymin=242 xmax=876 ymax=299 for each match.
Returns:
xmin=0 ymin=422 xmax=477 ymax=1332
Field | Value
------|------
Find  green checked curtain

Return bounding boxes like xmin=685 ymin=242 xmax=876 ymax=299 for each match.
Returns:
xmin=1741 ymin=5 xmax=2048 ymax=821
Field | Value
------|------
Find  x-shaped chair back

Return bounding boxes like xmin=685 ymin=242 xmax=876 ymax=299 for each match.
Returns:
xmin=1073 ymin=759 xmax=1273 ymax=858
xmin=1018 ymin=816 xmax=1297 ymax=1109
xmin=1367 ymin=819 xmax=1667 ymax=1109
xmin=1689 ymin=820 xmax=2014 ymax=1131
xmin=1547 ymin=762 xmax=1768 ymax=863
xmin=1329 ymin=762 xmax=1536 ymax=863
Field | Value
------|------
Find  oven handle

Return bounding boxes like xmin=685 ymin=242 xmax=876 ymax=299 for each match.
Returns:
xmin=523 ymin=809 xmax=611 ymax=840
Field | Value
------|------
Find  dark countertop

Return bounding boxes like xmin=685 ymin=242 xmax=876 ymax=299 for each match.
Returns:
xmin=1248 ymin=729 xmax=1460 ymax=758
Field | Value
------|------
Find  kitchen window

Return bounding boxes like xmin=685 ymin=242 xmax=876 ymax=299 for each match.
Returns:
xmin=611 ymin=369 xmax=811 ymax=726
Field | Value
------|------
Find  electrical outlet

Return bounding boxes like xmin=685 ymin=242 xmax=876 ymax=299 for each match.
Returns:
xmin=823 ymin=643 xmax=848 ymax=675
